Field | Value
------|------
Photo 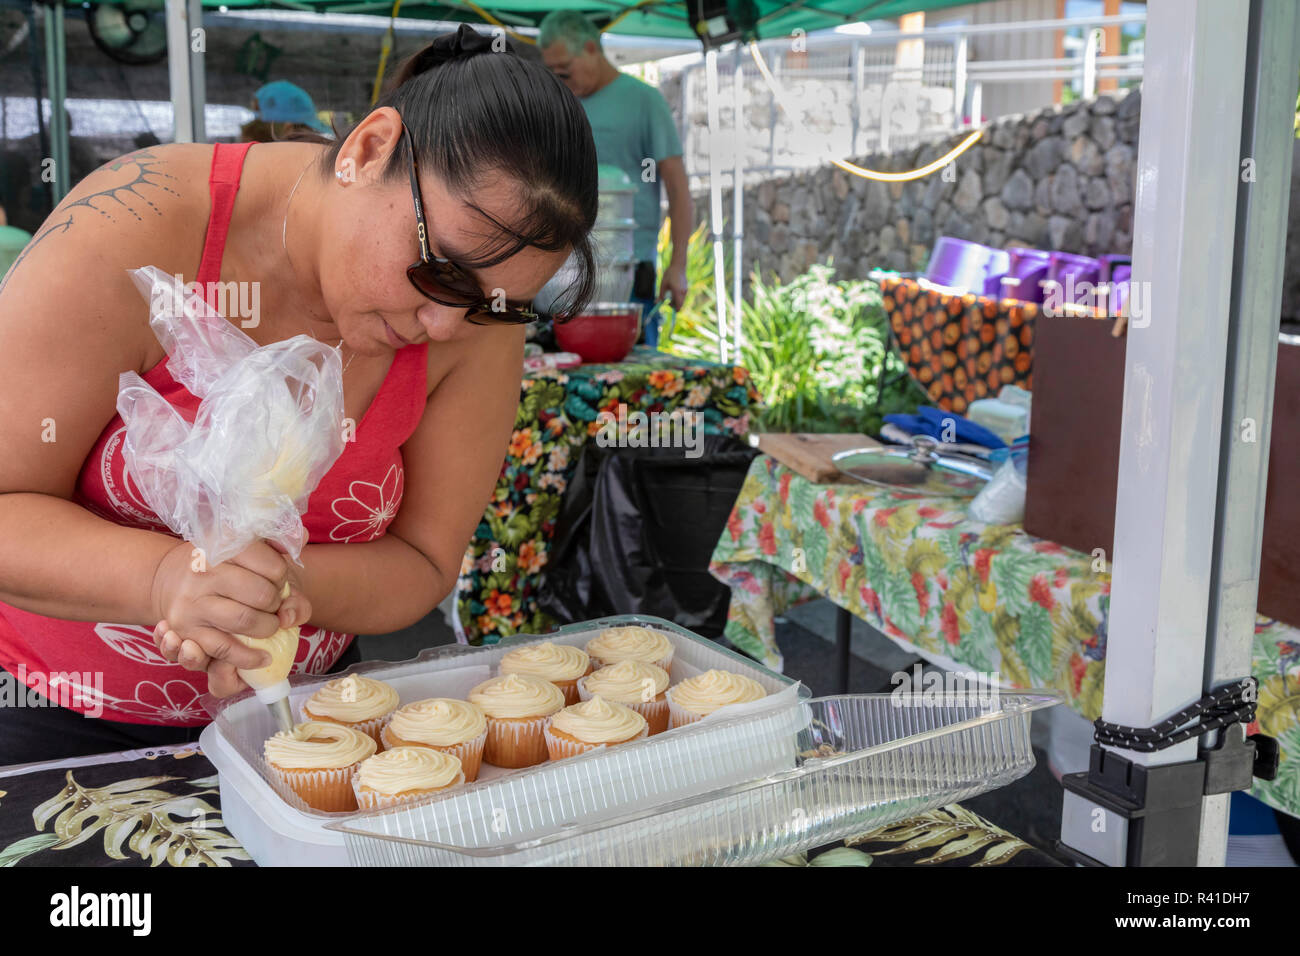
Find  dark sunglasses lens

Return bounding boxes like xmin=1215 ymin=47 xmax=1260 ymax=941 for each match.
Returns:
xmin=408 ymin=264 xmax=479 ymax=305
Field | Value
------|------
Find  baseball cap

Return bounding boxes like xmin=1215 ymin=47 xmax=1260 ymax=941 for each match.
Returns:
xmin=254 ymin=81 xmax=331 ymax=134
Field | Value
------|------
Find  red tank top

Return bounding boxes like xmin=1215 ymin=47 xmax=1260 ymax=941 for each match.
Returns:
xmin=0 ymin=143 xmax=429 ymax=725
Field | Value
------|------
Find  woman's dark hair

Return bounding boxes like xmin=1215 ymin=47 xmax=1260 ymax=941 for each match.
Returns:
xmin=313 ymin=28 xmax=599 ymax=321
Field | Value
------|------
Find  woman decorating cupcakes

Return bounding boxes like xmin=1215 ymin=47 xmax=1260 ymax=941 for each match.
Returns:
xmin=0 ymin=24 xmax=598 ymax=765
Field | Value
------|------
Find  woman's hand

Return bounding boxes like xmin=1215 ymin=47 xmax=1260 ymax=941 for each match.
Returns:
xmin=149 ymin=540 xmax=312 ymax=697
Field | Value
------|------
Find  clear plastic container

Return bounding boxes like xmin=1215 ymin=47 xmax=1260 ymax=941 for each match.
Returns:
xmin=200 ymin=615 xmax=809 ymax=866
xmin=330 ymin=692 xmax=1060 ymax=866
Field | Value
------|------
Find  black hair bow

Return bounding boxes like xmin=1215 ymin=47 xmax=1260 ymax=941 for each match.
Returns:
xmin=414 ymin=23 xmax=503 ymax=74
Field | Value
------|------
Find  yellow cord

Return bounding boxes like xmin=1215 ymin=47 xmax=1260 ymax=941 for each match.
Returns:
xmin=463 ymin=1 xmax=537 ymax=43
xmin=370 ymin=0 xmax=404 ymax=107
xmin=748 ymin=41 xmax=983 ymax=182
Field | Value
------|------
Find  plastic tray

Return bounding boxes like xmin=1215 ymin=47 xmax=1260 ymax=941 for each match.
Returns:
xmin=200 ymin=615 xmax=808 ymax=866
xmin=329 ymin=691 xmax=1061 ymax=866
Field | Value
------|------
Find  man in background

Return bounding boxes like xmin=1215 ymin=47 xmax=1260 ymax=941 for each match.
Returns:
xmin=539 ymin=11 xmax=691 ymax=346
xmin=240 ymin=80 xmax=333 ymax=142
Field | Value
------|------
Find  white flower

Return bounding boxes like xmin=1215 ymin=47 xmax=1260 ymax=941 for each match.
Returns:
xmin=330 ymin=465 xmax=403 ymax=542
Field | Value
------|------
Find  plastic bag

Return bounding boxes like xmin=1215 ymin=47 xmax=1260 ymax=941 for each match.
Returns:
xmin=969 ymin=455 xmax=1028 ymax=525
xmin=115 ymin=266 xmax=346 ymax=566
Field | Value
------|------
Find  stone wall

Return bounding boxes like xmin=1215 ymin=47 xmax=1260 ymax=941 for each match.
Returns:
xmin=689 ymin=89 xmax=1142 ymax=290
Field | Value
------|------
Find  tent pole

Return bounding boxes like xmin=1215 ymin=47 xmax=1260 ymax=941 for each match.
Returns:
xmin=189 ymin=0 xmax=206 ymax=142
xmin=732 ymin=42 xmax=744 ymax=355
xmin=1058 ymin=0 xmax=1298 ymax=867
xmin=166 ymin=0 xmax=197 ymax=142
xmin=42 ymin=1 xmax=68 ymax=205
xmin=705 ymin=46 xmax=727 ymax=363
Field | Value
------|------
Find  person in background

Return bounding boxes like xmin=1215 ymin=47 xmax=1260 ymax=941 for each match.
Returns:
xmin=240 ymin=80 xmax=333 ymax=143
xmin=539 ymin=11 xmax=690 ymax=346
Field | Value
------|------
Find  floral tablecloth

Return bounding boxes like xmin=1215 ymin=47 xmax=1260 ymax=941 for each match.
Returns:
xmin=455 ymin=347 xmax=760 ymax=644
xmin=0 ymin=743 xmax=1055 ymax=867
xmin=710 ymin=455 xmax=1300 ymax=820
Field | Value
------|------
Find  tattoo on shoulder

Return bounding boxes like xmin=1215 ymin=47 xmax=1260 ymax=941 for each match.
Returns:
xmin=0 ymin=149 xmax=180 ymax=297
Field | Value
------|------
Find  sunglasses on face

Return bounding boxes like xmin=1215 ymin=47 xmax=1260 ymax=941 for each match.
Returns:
xmin=401 ymin=123 xmax=541 ymax=325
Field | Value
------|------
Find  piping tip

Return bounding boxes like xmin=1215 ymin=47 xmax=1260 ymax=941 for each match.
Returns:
xmin=268 ymin=696 xmax=294 ymax=734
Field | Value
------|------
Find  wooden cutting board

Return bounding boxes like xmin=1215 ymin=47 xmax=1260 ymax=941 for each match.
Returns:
xmin=756 ymin=433 xmax=881 ymax=484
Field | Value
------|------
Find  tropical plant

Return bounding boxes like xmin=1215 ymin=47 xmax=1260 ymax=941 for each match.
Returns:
xmin=657 ymin=219 xmax=922 ymax=435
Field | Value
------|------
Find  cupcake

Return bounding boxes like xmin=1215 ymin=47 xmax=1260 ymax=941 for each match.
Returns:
xmin=578 ymin=661 xmax=671 ymax=736
xmin=666 ymin=669 xmax=768 ymax=729
xmin=584 ymin=626 xmax=674 ymax=672
xmin=380 ymin=698 xmax=488 ymax=782
xmin=264 ymin=720 xmax=376 ymax=812
xmin=352 ymin=746 xmax=465 ymax=810
xmin=469 ymin=674 xmax=565 ymax=769
xmin=301 ymin=674 xmax=399 ymax=749
xmin=544 ymin=696 xmax=649 ymax=760
xmin=498 ymin=641 xmax=591 ymax=704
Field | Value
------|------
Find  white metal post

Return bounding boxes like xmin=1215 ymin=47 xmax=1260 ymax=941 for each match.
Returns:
xmin=1082 ymin=26 xmax=1100 ymax=99
xmin=705 ymin=47 xmax=728 ymax=363
xmin=1197 ymin=0 xmax=1300 ymax=866
xmin=732 ymin=43 xmax=744 ymax=346
xmin=188 ymin=0 xmax=206 ymax=142
xmin=166 ymin=0 xmax=196 ymax=142
xmin=1093 ymin=0 xmax=1249 ymax=864
xmin=953 ymin=35 xmax=968 ymax=129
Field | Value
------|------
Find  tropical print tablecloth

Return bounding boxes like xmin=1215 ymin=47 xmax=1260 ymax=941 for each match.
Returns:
xmin=0 ymin=744 xmax=1055 ymax=867
xmin=709 ymin=455 xmax=1300 ymax=820
xmin=456 ymin=347 xmax=760 ymax=644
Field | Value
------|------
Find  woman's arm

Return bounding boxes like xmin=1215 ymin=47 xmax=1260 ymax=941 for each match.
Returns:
xmin=0 ymin=148 xmax=287 ymax=658
xmin=294 ymin=325 xmax=526 ymax=635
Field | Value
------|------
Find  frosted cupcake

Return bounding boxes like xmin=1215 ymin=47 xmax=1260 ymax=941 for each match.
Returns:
xmin=301 ymin=674 xmax=399 ymax=749
xmin=264 ymin=720 xmax=377 ymax=812
xmin=544 ymin=696 xmax=649 ymax=760
xmin=584 ymin=626 xmax=674 ymax=673
xmin=352 ymin=746 xmax=465 ymax=810
xmin=469 ymin=674 xmax=566 ymax=769
xmin=380 ymin=698 xmax=488 ymax=782
xmin=577 ymin=661 xmax=671 ymax=736
xmin=499 ymin=641 xmax=591 ymax=705
xmin=666 ymin=669 xmax=768 ymax=728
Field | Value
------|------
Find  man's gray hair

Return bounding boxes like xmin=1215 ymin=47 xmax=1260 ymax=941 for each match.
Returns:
xmin=539 ymin=10 xmax=602 ymax=53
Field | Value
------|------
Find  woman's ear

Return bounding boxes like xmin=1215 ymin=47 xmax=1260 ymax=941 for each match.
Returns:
xmin=336 ymin=108 xmax=403 ymax=185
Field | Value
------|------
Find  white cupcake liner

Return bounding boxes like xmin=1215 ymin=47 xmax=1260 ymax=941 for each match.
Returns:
xmin=267 ymin=761 xmax=361 ymax=813
xmin=352 ymin=770 xmax=466 ymax=810
xmin=380 ymin=723 xmax=488 ymax=782
xmin=543 ymin=720 xmax=649 ymax=760
xmin=483 ymin=712 xmax=554 ymax=769
xmin=576 ymin=676 xmax=670 ymax=735
xmin=665 ymin=687 xmax=707 ymax=730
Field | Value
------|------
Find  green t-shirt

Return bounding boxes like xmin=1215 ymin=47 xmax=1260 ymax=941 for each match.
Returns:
xmin=580 ymin=73 xmax=683 ymax=264
xmin=0 ymin=225 xmax=32 ymax=281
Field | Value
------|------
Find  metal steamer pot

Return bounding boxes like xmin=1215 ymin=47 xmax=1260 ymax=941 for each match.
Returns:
xmin=534 ymin=164 xmax=639 ymax=315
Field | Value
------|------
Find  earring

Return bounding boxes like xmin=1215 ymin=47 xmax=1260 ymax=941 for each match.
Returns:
xmin=335 ymin=169 xmax=344 ymax=181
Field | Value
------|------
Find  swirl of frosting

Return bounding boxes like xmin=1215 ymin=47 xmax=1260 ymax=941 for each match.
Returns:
xmin=388 ymin=698 xmax=486 ymax=747
xmin=551 ymin=696 xmax=647 ymax=744
xmin=585 ymin=626 xmax=673 ymax=665
xmin=469 ymin=673 xmax=565 ymax=719
xmin=264 ymin=721 xmax=376 ymax=769
xmin=668 ymin=670 xmax=767 ymax=716
xmin=356 ymin=747 xmax=462 ymax=794
xmin=582 ymin=661 xmax=670 ymax=704
xmin=499 ymin=641 xmax=589 ymax=681
xmin=304 ymin=675 xmax=399 ymax=723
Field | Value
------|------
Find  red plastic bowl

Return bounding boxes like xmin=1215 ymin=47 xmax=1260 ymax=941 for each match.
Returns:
xmin=553 ymin=303 xmax=643 ymax=364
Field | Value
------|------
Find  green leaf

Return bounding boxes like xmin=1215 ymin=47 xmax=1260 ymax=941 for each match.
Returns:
xmin=0 ymin=833 xmax=60 ymax=867
xmin=881 ymin=570 xmax=921 ymax=635
xmin=1017 ymin=603 xmax=1053 ymax=684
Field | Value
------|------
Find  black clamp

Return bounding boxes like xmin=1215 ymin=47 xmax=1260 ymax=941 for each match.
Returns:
xmin=1058 ymin=678 xmax=1276 ymax=867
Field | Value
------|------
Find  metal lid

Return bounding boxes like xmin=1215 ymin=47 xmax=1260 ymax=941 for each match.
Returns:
xmin=831 ymin=436 xmax=993 ymax=497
